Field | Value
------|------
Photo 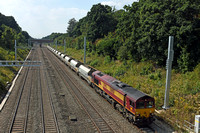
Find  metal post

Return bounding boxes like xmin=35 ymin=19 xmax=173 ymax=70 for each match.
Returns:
xmin=163 ymin=36 xmax=174 ymax=109
xmin=15 ymin=40 xmax=17 ymax=61
xmin=195 ymin=115 xmax=200 ymax=133
xmin=64 ymin=39 xmax=66 ymax=53
xmin=56 ymin=40 xmax=57 ymax=50
xmin=84 ymin=37 xmax=86 ymax=64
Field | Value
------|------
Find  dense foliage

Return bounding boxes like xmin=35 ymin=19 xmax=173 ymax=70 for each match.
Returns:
xmin=0 ymin=13 xmax=21 ymax=32
xmin=117 ymin=0 xmax=200 ymax=73
xmin=72 ymin=3 xmax=118 ymax=42
xmin=55 ymin=1 xmax=200 ymax=73
xmin=0 ymin=12 xmax=30 ymax=101
xmin=67 ymin=18 xmax=77 ymax=37
xmin=0 ymin=13 xmax=31 ymax=50
xmin=43 ymin=32 xmax=64 ymax=40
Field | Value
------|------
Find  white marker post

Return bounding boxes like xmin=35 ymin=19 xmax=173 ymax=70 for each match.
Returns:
xmin=195 ymin=115 xmax=200 ymax=133
xmin=163 ymin=36 xmax=174 ymax=109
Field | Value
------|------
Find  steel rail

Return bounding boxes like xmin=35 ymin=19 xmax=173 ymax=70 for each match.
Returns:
xmin=23 ymin=67 xmax=33 ymax=133
xmin=40 ymin=48 xmax=60 ymax=133
xmin=39 ymin=59 xmax=45 ymax=133
xmin=9 ymin=49 xmax=35 ymax=133
xmin=44 ymin=48 xmax=115 ymax=133
xmin=8 ymin=67 xmax=30 ymax=133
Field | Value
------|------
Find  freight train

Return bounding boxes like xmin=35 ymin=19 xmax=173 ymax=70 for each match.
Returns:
xmin=47 ymin=46 xmax=155 ymax=124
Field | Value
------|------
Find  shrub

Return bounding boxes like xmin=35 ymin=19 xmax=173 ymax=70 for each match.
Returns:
xmin=113 ymin=66 xmax=126 ymax=77
xmin=104 ymin=56 xmax=111 ymax=65
xmin=104 ymin=69 xmax=113 ymax=76
xmin=90 ymin=59 xmax=99 ymax=67
xmin=140 ymin=65 xmax=153 ymax=75
xmin=149 ymin=70 xmax=162 ymax=80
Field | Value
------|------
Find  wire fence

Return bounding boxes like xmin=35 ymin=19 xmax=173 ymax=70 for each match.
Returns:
xmin=184 ymin=120 xmax=195 ymax=133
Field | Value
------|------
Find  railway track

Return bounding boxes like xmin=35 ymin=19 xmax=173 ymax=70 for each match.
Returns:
xmin=45 ymin=46 xmax=161 ymax=133
xmin=139 ymin=125 xmax=155 ymax=133
xmin=8 ymin=46 xmax=60 ymax=133
xmin=9 ymin=48 xmax=36 ymax=133
xmin=42 ymin=47 xmax=116 ymax=133
xmin=38 ymin=47 xmax=60 ymax=133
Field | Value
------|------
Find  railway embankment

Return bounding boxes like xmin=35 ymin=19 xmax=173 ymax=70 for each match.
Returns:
xmin=0 ymin=47 xmax=30 ymax=105
xmin=55 ymin=46 xmax=200 ymax=132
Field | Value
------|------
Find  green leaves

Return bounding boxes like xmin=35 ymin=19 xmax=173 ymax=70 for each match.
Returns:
xmin=54 ymin=1 xmax=200 ymax=73
xmin=67 ymin=18 xmax=77 ymax=37
xmin=116 ymin=0 xmax=200 ymax=72
xmin=0 ymin=25 xmax=16 ymax=50
xmin=0 ymin=13 xmax=31 ymax=50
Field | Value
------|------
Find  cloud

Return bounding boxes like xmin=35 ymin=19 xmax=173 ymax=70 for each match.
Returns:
xmin=0 ymin=0 xmax=136 ymax=38
xmin=0 ymin=0 xmax=87 ymax=38
xmin=101 ymin=0 xmax=137 ymax=9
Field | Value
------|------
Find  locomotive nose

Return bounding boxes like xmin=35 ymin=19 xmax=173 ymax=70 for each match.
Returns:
xmin=144 ymin=112 xmax=147 ymax=117
xmin=143 ymin=111 xmax=149 ymax=118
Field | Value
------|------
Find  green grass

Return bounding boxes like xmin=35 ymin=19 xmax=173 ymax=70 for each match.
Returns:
xmin=54 ymin=45 xmax=200 ymax=129
xmin=0 ymin=47 xmax=29 ymax=100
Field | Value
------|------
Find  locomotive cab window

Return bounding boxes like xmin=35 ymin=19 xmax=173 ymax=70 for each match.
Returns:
xmin=130 ymin=100 xmax=135 ymax=108
xmin=146 ymin=101 xmax=154 ymax=108
xmin=136 ymin=101 xmax=145 ymax=109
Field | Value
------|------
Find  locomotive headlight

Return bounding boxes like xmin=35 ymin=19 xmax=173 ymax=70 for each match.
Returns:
xmin=136 ymin=112 xmax=140 ymax=117
xmin=150 ymin=113 xmax=154 ymax=116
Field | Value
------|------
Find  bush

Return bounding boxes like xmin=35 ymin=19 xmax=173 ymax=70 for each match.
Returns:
xmin=113 ymin=66 xmax=126 ymax=77
xmin=149 ymin=70 xmax=162 ymax=80
xmin=104 ymin=69 xmax=113 ymax=76
xmin=90 ymin=59 xmax=99 ymax=67
xmin=104 ymin=56 xmax=111 ymax=65
xmin=117 ymin=45 xmax=129 ymax=61
xmin=140 ymin=65 xmax=153 ymax=75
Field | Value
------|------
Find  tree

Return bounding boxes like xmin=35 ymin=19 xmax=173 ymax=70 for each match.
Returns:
xmin=116 ymin=0 xmax=200 ymax=71
xmin=0 ymin=25 xmax=16 ymax=50
xmin=86 ymin=3 xmax=117 ymax=42
xmin=67 ymin=18 xmax=77 ymax=37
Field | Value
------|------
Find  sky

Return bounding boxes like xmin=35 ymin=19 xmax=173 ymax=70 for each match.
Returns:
xmin=0 ymin=0 xmax=137 ymax=39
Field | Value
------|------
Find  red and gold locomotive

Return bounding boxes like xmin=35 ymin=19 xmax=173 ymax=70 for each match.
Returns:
xmin=92 ymin=71 xmax=155 ymax=124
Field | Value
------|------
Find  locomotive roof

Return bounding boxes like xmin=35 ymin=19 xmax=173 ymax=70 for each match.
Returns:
xmin=93 ymin=71 xmax=151 ymax=101
xmin=111 ymin=80 xmax=150 ymax=101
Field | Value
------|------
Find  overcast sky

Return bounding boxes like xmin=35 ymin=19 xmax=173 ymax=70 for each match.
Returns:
xmin=0 ymin=0 xmax=137 ymax=38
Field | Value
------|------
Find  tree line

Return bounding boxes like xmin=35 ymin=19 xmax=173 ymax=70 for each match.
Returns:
xmin=45 ymin=0 xmax=200 ymax=73
xmin=0 ymin=13 xmax=30 ymax=51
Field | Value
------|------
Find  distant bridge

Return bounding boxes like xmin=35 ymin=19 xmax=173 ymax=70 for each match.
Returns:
xmin=29 ymin=39 xmax=54 ymax=43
